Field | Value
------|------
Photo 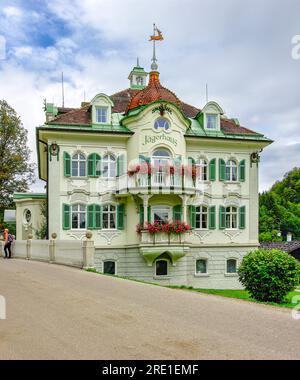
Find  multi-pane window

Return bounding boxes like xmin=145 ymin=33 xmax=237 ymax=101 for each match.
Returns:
xmin=195 ymin=206 xmax=208 ymax=229
xmin=103 ymin=261 xmax=116 ymax=275
xmin=102 ymin=204 xmax=116 ymax=229
xmin=102 ymin=154 xmax=116 ymax=178
xmin=225 ymin=206 xmax=238 ymax=229
xmin=72 ymin=153 xmax=86 ymax=177
xmin=196 ymin=259 xmax=207 ymax=274
xmin=206 ymin=114 xmax=218 ymax=129
xmin=196 ymin=159 xmax=208 ymax=181
xmin=227 ymin=259 xmax=237 ymax=273
xmin=152 ymin=206 xmax=170 ymax=225
xmin=155 ymin=260 xmax=168 ymax=276
xmin=96 ymin=106 xmax=108 ymax=123
xmin=152 ymin=149 xmax=171 ymax=185
xmin=71 ymin=204 xmax=86 ymax=229
xmin=154 ymin=118 xmax=170 ymax=131
xmin=225 ymin=160 xmax=238 ymax=181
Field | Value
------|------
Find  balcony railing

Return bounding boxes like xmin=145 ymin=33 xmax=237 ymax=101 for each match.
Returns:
xmin=116 ymin=172 xmax=201 ymax=194
xmin=139 ymin=230 xmax=187 ymax=244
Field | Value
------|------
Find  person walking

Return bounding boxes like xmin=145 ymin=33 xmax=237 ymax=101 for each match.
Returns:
xmin=4 ymin=229 xmax=13 ymax=258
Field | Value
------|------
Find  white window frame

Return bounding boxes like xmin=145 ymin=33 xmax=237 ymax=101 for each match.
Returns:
xmin=152 ymin=148 xmax=172 ymax=186
xmin=225 ymin=258 xmax=238 ymax=275
xmin=95 ymin=106 xmax=108 ymax=124
xmin=71 ymin=153 xmax=86 ymax=177
xmin=102 ymin=204 xmax=117 ymax=230
xmin=195 ymin=205 xmax=208 ymax=230
xmin=206 ymin=114 xmax=218 ymax=130
xmin=196 ymin=159 xmax=208 ymax=181
xmin=103 ymin=260 xmax=117 ymax=275
xmin=154 ymin=118 xmax=171 ymax=132
xmin=155 ymin=259 xmax=169 ymax=277
xmin=225 ymin=160 xmax=238 ymax=182
xmin=151 ymin=205 xmax=171 ymax=225
xmin=102 ymin=153 xmax=116 ymax=179
xmin=71 ymin=203 xmax=86 ymax=230
xmin=225 ymin=206 xmax=238 ymax=229
xmin=195 ymin=258 xmax=208 ymax=275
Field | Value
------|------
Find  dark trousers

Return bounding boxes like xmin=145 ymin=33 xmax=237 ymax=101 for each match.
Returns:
xmin=4 ymin=242 xmax=11 ymax=258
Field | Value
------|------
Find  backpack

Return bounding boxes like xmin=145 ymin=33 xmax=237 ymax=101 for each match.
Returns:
xmin=8 ymin=234 xmax=13 ymax=243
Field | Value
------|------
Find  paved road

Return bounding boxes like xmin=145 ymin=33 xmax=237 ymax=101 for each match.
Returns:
xmin=0 ymin=258 xmax=300 ymax=359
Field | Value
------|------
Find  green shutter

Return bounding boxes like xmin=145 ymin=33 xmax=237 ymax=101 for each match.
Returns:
xmin=173 ymin=205 xmax=182 ymax=222
xmin=87 ymin=154 xmax=94 ymax=177
xmin=95 ymin=154 xmax=101 ymax=176
xmin=147 ymin=206 xmax=151 ymax=223
xmin=88 ymin=154 xmax=101 ymax=177
xmin=209 ymin=206 xmax=216 ymax=229
xmin=239 ymin=206 xmax=246 ymax=229
xmin=239 ymin=160 xmax=246 ymax=182
xmin=117 ymin=204 xmax=125 ymax=230
xmin=219 ymin=159 xmax=225 ymax=181
xmin=117 ymin=154 xmax=125 ymax=177
xmin=63 ymin=152 xmax=71 ymax=177
xmin=87 ymin=204 xmax=94 ymax=229
xmin=62 ymin=204 xmax=70 ymax=230
xmin=95 ymin=205 xmax=101 ymax=229
xmin=189 ymin=205 xmax=196 ymax=229
xmin=209 ymin=159 xmax=216 ymax=181
xmin=219 ymin=206 xmax=226 ymax=229
xmin=139 ymin=204 xmax=144 ymax=225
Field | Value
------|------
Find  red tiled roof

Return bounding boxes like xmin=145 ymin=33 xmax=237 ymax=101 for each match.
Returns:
xmin=47 ymin=79 xmax=260 ymax=137
xmin=110 ymin=88 xmax=141 ymax=113
xmin=127 ymin=71 xmax=182 ymax=111
xmin=221 ymin=118 xmax=258 ymax=135
xmin=49 ymin=105 xmax=90 ymax=125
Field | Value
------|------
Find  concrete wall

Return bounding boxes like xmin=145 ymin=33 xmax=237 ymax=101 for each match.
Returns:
xmin=94 ymin=245 xmax=255 ymax=289
xmin=0 ymin=238 xmax=94 ymax=269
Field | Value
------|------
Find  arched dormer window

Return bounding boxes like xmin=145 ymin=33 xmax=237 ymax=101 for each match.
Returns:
xmin=201 ymin=101 xmax=224 ymax=131
xmin=72 ymin=153 xmax=86 ymax=177
xmin=102 ymin=154 xmax=116 ymax=178
xmin=91 ymin=94 xmax=114 ymax=125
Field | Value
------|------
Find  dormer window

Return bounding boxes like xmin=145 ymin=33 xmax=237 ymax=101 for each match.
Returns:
xmin=201 ymin=101 xmax=224 ymax=132
xmin=136 ymin=76 xmax=144 ymax=86
xmin=206 ymin=114 xmax=218 ymax=129
xmin=96 ymin=106 xmax=108 ymax=123
xmin=91 ymin=94 xmax=113 ymax=126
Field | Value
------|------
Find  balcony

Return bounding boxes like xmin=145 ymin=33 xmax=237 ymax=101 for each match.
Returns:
xmin=116 ymin=172 xmax=207 ymax=195
xmin=139 ymin=230 xmax=188 ymax=244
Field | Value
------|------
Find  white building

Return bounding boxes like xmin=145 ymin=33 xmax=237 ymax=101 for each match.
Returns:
xmin=14 ymin=51 xmax=272 ymax=288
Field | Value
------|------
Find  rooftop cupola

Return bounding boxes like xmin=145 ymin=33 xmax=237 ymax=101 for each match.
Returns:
xmin=128 ymin=58 xmax=148 ymax=90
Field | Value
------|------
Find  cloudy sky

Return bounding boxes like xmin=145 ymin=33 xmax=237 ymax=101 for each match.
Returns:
xmin=0 ymin=0 xmax=299 ymax=192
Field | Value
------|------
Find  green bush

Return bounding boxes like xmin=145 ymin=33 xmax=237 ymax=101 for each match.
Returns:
xmin=238 ymin=248 xmax=300 ymax=303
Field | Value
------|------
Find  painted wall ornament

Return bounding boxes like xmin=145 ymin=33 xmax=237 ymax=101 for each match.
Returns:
xmin=152 ymin=103 xmax=173 ymax=116
xmin=49 ymin=142 xmax=60 ymax=161
xmin=250 ymin=151 xmax=261 ymax=167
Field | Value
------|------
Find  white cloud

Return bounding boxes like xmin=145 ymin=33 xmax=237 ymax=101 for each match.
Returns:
xmin=0 ymin=0 xmax=300 ymax=192
xmin=2 ymin=6 xmax=23 ymax=18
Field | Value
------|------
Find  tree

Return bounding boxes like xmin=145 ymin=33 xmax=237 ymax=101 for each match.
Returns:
xmin=259 ymin=167 xmax=300 ymax=241
xmin=0 ymin=100 xmax=35 ymax=208
xmin=238 ymin=249 xmax=300 ymax=303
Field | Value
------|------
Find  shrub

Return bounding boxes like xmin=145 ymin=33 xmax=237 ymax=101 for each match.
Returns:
xmin=238 ymin=248 xmax=300 ymax=303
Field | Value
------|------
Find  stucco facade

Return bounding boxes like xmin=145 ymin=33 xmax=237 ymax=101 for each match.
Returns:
xmin=15 ymin=61 xmax=272 ymax=289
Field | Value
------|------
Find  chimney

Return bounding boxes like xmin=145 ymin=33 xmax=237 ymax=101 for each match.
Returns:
xmin=287 ymin=232 xmax=292 ymax=242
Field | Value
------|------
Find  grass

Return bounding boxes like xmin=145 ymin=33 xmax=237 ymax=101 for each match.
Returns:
xmin=85 ymin=268 xmax=300 ymax=310
xmin=167 ymin=286 xmax=300 ymax=309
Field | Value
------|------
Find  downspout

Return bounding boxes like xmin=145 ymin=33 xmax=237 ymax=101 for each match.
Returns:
xmin=37 ymin=137 xmax=49 ymax=239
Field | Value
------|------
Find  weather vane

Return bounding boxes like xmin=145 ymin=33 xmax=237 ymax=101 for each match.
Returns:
xmin=149 ymin=23 xmax=163 ymax=71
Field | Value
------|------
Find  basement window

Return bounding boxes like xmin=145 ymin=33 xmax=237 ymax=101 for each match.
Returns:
xmin=103 ymin=261 xmax=116 ymax=275
xmin=155 ymin=260 xmax=168 ymax=276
